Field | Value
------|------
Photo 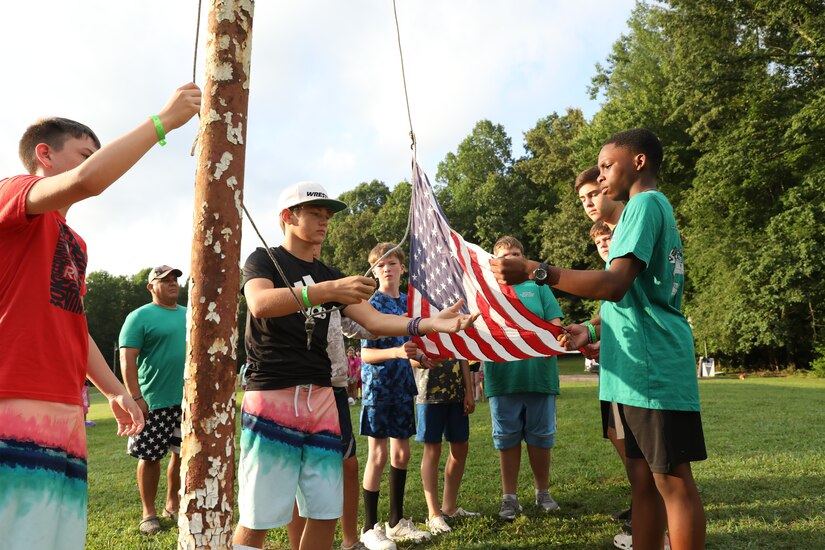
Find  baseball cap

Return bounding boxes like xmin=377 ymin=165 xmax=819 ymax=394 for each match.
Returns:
xmin=148 ymin=265 xmax=183 ymax=283
xmin=277 ymin=181 xmax=348 ymax=214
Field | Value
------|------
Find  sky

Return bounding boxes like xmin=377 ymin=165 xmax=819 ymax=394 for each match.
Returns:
xmin=1 ymin=1 xmax=636 ymax=278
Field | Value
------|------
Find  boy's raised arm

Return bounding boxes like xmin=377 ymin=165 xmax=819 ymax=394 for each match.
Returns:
xmin=344 ymin=298 xmax=478 ymax=337
xmin=25 ymin=83 xmax=201 ymax=215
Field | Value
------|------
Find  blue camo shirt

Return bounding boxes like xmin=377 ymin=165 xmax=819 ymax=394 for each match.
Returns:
xmin=360 ymin=291 xmax=417 ymax=405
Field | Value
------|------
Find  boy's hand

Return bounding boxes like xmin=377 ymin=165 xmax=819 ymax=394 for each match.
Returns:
xmin=426 ymin=299 xmax=479 ymax=333
xmin=157 ymin=83 xmax=202 ymax=131
xmin=326 ymin=276 xmax=376 ymax=305
xmin=490 ymin=256 xmax=538 ymax=286
xmin=559 ymin=323 xmax=589 ymax=351
xmin=583 ymin=341 xmax=600 ymax=361
xmin=108 ymin=393 xmax=145 ymax=437
xmin=463 ymin=392 xmax=475 ymax=415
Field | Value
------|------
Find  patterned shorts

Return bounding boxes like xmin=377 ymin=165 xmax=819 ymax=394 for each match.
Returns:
xmin=0 ymin=398 xmax=88 ymax=550
xmin=127 ymin=405 xmax=181 ymax=461
xmin=238 ymin=386 xmax=343 ymax=529
xmin=360 ymin=400 xmax=416 ymax=440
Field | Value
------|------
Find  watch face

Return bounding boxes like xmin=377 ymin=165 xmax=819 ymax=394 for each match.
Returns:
xmin=534 ymin=267 xmax=547 ymax=280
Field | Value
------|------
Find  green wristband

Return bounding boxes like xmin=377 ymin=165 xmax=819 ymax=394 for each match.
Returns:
xmin=302 ymin=286 xmax=312 ymax=308
xmin=583 ymin=321 xmax=597 ymax=344
xmin=150 ymin=115 xmax=167 ymax=146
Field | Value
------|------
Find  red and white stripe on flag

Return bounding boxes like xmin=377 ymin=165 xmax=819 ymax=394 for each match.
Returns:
xmin=407 ymin=161 xmax=568 ymax=362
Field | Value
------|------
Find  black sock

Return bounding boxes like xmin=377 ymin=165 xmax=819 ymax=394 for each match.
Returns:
xmin=388 ymin=466 xmax=407 ymax=528
xmin=363 ymin=488 xmax=379 ymax=533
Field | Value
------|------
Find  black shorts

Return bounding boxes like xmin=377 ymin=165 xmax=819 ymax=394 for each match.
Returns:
xmin=618 ymin=404 xmax=707 ymax=474
xmin=334 ymin=387 xmax=357 ymax=459
xmin=600 ymin=400 xmax=625 ymax=440
xmin=127 ymin=405 xmax=182 ymax=461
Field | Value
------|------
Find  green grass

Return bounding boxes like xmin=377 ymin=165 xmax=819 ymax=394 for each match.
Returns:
xmin=84 ymin=377 xmax=825 ymax=549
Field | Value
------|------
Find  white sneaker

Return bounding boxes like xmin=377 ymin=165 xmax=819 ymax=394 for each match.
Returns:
xmin=445 ymin=507 xmax=479 ymax=519
xmin=613 ymin=533 xmax=632 ymax=549
xmin=360 ymin=523 xmax=397 ymax=550
xmin=426 ymin=515 xmax=452 ymax=535
xmin=348 ymin=397 xmax=356 ymax=405
xmin=535 ymin=490 xmax=560 ymax=511
xmin=386 ymin=518 xmax=431 ymax=543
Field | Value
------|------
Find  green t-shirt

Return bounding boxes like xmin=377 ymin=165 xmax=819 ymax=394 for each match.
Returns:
xmin=600 ymin=190 xmax=700 ymax=411
xmin=482 ymin=281 xmax=563 ymax=397
xmin=119 ymin=303 xmax=187 ymax=410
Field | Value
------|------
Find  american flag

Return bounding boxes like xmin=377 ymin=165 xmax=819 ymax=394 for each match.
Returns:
xmin=407 ymin=161 xmax=568 ymax=362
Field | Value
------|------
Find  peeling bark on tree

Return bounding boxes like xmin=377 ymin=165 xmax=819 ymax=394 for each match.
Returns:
xmin=178 ymin=1 xmax=254 ymax=548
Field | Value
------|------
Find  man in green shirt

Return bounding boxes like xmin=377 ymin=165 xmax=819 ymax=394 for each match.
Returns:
xmin=491 ymin=129 xmax=706 ymax=550
xmin=119 ymin=265 xmax=187 ymax=536
xmin=484 ymin=236 xmax=563 ymax=521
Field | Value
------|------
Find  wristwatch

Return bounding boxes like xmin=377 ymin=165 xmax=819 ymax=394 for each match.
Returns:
xmin=532 ymin=262 xmax=550 ymax=286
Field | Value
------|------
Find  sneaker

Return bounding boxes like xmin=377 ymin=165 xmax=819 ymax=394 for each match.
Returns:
xmin=348 ymin=397 xmax=356 ymax=406
xmin=444 ymin=507 xmax=479 ymax=519
xmin=535 ymin=490 xmax=560 ymax=511
xmin=386 ymin=518 xmax=431 ymax=543
xmin=426 ymin=515 xmax=452 ymax=535
xmin=84 ymin=420 xmax=96 ymax=427
xmin=498 ymin=496 xmax=522 ymax=520
xmin=341 ymin=542 xmax=369 ymax=550
xmin=613 ymin=533 xmax=632 ymax=549
xmin=360 ymin=524 xmax=397 ymax=550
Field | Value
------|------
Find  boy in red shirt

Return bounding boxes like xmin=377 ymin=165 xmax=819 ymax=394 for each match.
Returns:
xmin=0 ymin=83 xmax=200 ymax=549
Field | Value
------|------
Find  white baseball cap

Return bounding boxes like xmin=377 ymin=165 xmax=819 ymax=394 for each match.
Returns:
xmin=277 ymin=181 xmax=348 ymax=214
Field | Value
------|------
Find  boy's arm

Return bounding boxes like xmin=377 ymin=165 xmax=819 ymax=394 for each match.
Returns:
xmin=490 ymin=255 xmax=643 ymax=302
xmin=460 ymin=360 xmax=475 ymax=415
xmin=245 ymin=275 xmax=376 ymax=318
xmin=360 ymin=346 xmax=408 ymax=364
xmin=86 ymin=334 xmax=144 ymax=437
xmin=343 ymin=298 xmax=478 ymax=338
xmin=25 ymin=83 xmax=201 ymax=215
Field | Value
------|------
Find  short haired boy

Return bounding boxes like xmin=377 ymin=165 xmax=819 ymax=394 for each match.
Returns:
xmin=412 ymin=351 xmax=477 ymax=535
xmin=0 ymin=84 xmax=201 ymax=549
xmin=491 ymin=129 xmax=707 ymax=550
xmin=484 ymin=235 xmax=564 ymax=521
xmin=358 ymin=243 xmax=431 ymax=549
xmin=234 ymin=185 xmax=476 ymax=550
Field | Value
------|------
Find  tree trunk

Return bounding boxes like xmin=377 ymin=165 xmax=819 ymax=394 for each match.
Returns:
xmin=178 ymin=1 xmax=254 ymax=548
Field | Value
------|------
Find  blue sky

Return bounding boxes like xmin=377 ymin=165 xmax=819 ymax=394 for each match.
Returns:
xmin=1 ymin=1 xmax=636 ymax=277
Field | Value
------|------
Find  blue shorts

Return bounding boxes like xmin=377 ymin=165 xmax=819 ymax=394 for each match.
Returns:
xmin=415 ymin=403 xmax=469 ymax=443
xmin=334 ymin=387 xmax=356 ymax=459
xmin=489 ymin=393 xmax=556 ymax=450
xmin=360 ymin=401 xmax=415 ymax=440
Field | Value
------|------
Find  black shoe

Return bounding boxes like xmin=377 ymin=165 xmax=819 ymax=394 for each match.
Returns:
xmin=621 ymin=522 xmax=632 ymax=535
xmin=612 ymin=507 xmax=632 ymax=521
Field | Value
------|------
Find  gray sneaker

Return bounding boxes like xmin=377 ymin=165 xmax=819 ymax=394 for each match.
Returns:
xmin=498 ymin=496 xmax=522 ymax=520
xmin=536 ymin=490 xmax=560 ymax=511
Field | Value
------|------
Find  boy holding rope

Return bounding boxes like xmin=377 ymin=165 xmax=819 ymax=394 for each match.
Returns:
xmin=0 ymin=83 xmax=201 ymax=549
xmin=233 ymin=183 xmax=476 ymax=550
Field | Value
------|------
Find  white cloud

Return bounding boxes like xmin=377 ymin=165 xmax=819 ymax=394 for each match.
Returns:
xmin=1 ymin=0 xmax=635 ymax=276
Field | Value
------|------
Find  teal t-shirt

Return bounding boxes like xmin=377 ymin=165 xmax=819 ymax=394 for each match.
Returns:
xmin=483 ymin=281 xmax=563 ymax=397
xmin=119 ymin=304 xmax=187 ymax=410
xmin=600 ymin=190 xmax=700 ymax=411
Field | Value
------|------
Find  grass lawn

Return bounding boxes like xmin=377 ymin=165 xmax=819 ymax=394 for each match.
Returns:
xmin=84 ymin=375 xmax=825 ymax=549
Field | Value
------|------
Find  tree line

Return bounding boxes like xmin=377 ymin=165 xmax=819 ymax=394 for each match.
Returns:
xmin=86 ymin=1 xmax=824 ymax=373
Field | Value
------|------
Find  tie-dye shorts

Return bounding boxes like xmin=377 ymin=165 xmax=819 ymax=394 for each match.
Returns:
xmin=0 ymin=398 xmax=88 ymax=549
xmin=237 ymin=386 xmax=343 ymax=529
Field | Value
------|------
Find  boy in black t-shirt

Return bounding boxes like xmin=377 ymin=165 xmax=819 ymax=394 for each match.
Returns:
xmin=233 ymin=182 xmax=477 ymax=550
